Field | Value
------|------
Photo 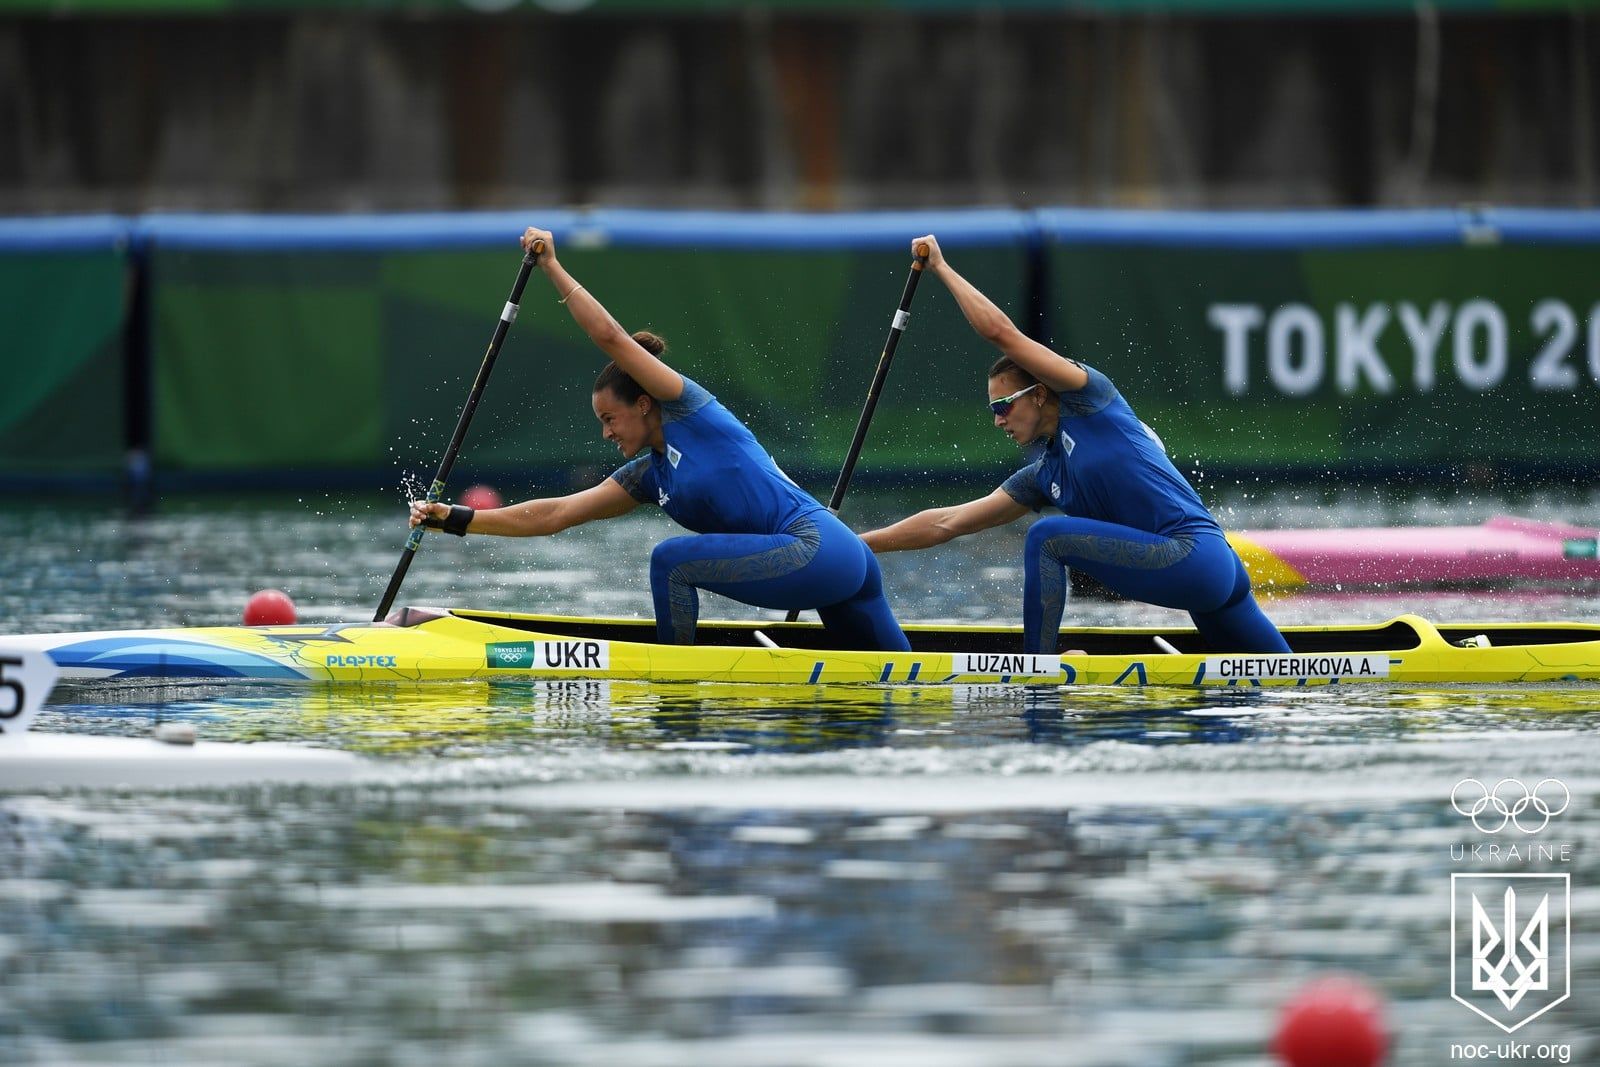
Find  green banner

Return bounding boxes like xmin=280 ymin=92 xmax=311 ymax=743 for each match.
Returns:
xmin=1046 ymin=243 xmax=1600 ymax=470
xmin=0 ymin=250 xmax=128 ymax=479
xmin=152 ymin=251 xmax=386 ymax=470
xmin=149 ymin=244 xmax=1029 ymax=492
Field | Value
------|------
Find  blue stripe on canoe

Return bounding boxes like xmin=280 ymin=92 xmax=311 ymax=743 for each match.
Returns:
xmin=48 ymin=638 xmax=308 ymax=680
xmin=808 ymin=661 xmax=824 ymax=684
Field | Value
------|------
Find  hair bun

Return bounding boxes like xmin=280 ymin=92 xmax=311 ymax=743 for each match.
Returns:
xmin=631 ymin=330 xmax=667 ymax=356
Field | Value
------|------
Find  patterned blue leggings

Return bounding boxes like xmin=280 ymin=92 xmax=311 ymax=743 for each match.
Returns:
xmin=1023 ymin=517 xmax=1290 ymax=655
xmin=649 ymin=511 xmax=911 ymax=651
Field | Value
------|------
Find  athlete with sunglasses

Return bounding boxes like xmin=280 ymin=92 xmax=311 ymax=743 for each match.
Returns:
xmin=861 ymin=235 xmax=1289 ymax=656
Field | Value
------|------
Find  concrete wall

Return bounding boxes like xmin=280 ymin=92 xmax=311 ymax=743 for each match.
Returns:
xmin=2 ymin=10 xmax=1596 ymax=213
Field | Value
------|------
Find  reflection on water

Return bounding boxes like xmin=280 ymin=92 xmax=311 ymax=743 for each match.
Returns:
xmin=40 ymin=677 xmax=1600 ymax=760
xmin=3 ymin=488 xmax=1600 ymax=1066
xmin=50 ymin=680 xmax=1260 ymax=756
xmin=4 ymin=779 xmax=1599 ymax=1066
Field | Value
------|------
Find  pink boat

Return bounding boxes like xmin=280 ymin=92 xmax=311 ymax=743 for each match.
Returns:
xmin=1228 ymin=516 xmax=1600 ymax=591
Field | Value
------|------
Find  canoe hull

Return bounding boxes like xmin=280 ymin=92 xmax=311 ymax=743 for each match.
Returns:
xmin=9 ymin=608 xmax=1600 ymax=688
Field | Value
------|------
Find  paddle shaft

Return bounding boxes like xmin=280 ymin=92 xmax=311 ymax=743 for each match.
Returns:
xmin=786 ymin=243 xmax=928 ymax=623
xmin=372 ymin=242 xmax=543 ymax=622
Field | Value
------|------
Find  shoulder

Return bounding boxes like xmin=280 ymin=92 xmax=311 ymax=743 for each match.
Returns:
xmin=609 ymin=453 xmax=657 ymax=503
xmin=1000 ymin=459 xmax=1049 ymax=512
xmin=662 ymin=375 xmax=715 ymax=423
xmin=1058 ymin=361 xmax=1120 ymax=418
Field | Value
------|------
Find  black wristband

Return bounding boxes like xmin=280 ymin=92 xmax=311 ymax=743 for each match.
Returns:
xmin=422 ymin=504 xmax=474 ymax=537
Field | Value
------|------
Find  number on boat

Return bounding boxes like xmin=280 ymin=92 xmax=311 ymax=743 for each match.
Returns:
xmin=0 ymin=656 xmax=24 ymax=720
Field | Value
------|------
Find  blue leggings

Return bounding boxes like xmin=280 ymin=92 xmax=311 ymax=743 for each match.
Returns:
xmin=649 ymin=511 xmax=911 ymax=651
xmin=1023 ymin=517 xmax=1290 ymax=655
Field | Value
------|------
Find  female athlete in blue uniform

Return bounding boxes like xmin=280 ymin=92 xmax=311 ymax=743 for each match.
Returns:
xmin=861 ymin=235 xmax=1289 ymax=657
xmin=410 ymin=226 xmax=910 ymax=652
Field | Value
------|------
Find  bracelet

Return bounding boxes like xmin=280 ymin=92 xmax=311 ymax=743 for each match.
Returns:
xmin=559 ymin=283 xmax=586 ymax=305
xmin=421 ymin=504 xmax=475 ymax=537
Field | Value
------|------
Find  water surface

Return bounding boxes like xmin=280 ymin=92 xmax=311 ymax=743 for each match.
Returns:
xmin=3 ymin=486 xmax=1599 ymax=1066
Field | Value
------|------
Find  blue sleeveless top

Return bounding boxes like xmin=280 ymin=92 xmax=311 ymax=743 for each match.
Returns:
xmin=610 ymin=377 xmax=823 ymax=535
xmin=1000 ymin=364 xmax=1220 ymax=539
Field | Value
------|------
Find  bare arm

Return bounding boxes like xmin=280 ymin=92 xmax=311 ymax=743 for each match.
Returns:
xmin=521 ymin=226 xmax=684 ymax=401
xmin=912 ymin=234 xmax=1088 ymax=394
xmin=860 ymin=488 xmax=1029 ymax=553
xmin=411 ymin=478 xmax=639 ymax=537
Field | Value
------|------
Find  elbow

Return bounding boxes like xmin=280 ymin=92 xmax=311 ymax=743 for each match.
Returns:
xmin=579 ymin=317 xmax=629 ymax=353
xmin=973 ymin=318 xmax=1005 ymax=345
xmin=536 ymin=511 xmax=573 ymax=537
xmin=592 ymin=324 xmax=631 ymax=353
xmin=981 ymin=321 xmax=1025 ymax=351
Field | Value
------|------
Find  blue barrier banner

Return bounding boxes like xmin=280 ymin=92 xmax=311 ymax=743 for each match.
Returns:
xmin=7 ymin=206 xmax=1598 ymax=488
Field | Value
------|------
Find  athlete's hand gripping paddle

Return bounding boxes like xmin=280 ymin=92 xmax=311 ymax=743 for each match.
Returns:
xmin=786 ymin=241 xmax=930 ymax=623
xmin=372 ymin=239 xmax=545 ymax=622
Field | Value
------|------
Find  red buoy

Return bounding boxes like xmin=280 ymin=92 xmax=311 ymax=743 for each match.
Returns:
xmin=1272 ymin=975 xmax=1389 ymax=1067
xmin=459 ymin=484 xmax=503 ymax=511
xmin=243 ymin=589 xmax=298 ymax=626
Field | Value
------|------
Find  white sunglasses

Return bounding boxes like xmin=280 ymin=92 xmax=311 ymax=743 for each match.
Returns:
xmin=988 ymin=382 xmax=1039 ymax=416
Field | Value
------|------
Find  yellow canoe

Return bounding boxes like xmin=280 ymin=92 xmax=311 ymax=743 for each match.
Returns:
xmin=11 ymin=607 xmax=1600 ymax=688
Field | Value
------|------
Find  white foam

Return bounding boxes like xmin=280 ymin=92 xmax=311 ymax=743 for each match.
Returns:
xmin=292 ymin=881 xmax=774 ymax=923
xmin=454 ymin=762 xmax=1600 ymax=815
xmin=0 ymin=733 xmax=365 ymax=791
xmin=635 ymin=964 xmax=851 ymax=1000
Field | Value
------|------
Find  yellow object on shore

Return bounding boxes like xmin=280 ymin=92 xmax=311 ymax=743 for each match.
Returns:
xmin=1226 ymin=533 xmax=1309 ymax=591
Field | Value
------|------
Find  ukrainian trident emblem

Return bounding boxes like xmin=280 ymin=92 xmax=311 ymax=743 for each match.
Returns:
xmin=1452 ymin=874 xmax=1570 ymax=1032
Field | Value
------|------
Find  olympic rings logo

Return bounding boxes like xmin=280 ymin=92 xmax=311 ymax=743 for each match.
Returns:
xmin=1450 ymin=778 xmax=1570 ymax=835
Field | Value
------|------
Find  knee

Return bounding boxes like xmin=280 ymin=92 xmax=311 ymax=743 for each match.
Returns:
xmin=1024 ymin=519 xmax=1054 ymax=557
xmin=649 ymin=536 xmax=695 ymax=581
xmin=1024 ymin=519 xmax=1072 ymax=566
xmin=651 ymin=536 xmax=690 ymax=565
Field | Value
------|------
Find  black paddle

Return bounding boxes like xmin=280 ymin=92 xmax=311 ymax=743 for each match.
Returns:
xmin=373 ymin=239 xmax=544 ymax=622
xmin=785 ymin=241 xmax=929 ymax=622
